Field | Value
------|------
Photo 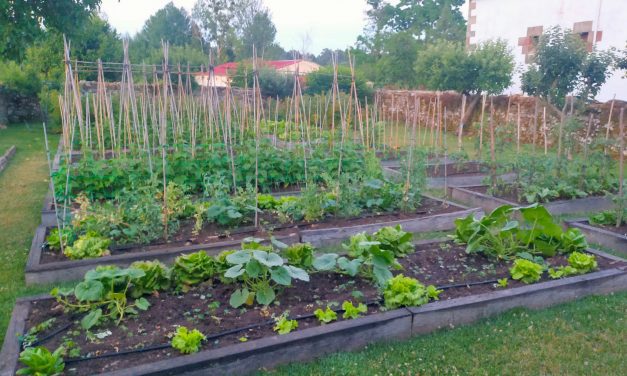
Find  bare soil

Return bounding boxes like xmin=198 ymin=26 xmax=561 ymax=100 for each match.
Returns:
xmin=22 ymin=242 xmax=624 ymax=376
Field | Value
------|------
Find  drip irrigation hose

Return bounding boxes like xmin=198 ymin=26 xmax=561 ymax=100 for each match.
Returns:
xmin=34 ymin=280 xmax=507 ymax=364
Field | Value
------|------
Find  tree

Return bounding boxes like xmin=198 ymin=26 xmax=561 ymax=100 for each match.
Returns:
xmin=376 ymin=31 xmax=419 ymax=87
xmin=414 ymin=39 xmax=513 ymax=95
xmin=414 ymin=41 xmax=471 ymax=92
xmin=521 ymin=27 xmax=587 ymax=106
xmin=305 ymin=66 xmax=372 ymax=98
xmin=314 ymin=49 xmax=348 ymax=66
xmin=471 ymin=40 xmax=515 ymax=94
xmin=385 ymin=0 xmax=466 ymax=43
xmin=192 ymin=0 xmax=264 ymax=62
xmin=133 ymin=2 xmax=200 ymax=52
xmin=231 ymin=63 xmax=292 ymax=98
xmin=578 ymin=49 xmax=614 ymax=101
xmin=240 ymin=11 xmax=277 ymax=59
xmin=0 ymin=0 xmax=102 ymax=60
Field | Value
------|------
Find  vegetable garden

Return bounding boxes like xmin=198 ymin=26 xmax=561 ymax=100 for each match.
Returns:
xmin=1 ymin=43 xmax=626 ymax=376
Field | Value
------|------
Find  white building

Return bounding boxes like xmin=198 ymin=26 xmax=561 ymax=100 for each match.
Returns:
xmin=466 ymin=0 xmax=626 ymax=101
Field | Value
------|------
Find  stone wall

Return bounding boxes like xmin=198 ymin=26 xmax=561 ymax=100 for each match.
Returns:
xmin=375 ymin=89 xmax=627 ymax=145
xmin=0 ymin=87 xmax=41 ymax=126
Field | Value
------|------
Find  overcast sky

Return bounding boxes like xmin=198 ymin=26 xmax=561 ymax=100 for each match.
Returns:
xmin=100 ymin=0 xmax=469 ymax=55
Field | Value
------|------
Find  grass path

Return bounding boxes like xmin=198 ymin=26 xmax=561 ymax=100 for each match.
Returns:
xmin=0 ymin=124 xmax=59 ymax=346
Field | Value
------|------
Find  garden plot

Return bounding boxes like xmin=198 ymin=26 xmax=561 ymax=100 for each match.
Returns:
xmin=27 ymin=194 xmax=477 ymax=284
xmin=448 ymin=185 xmax=613 ymax=215
xmin=564 ymin=219 xmax=626 ymax=256
xmin=3 ymin=205 xmax=626 ymax=376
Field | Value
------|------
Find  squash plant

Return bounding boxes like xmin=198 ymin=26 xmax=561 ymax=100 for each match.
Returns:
xmin=225 ymin=238 xmax=309 ymax=307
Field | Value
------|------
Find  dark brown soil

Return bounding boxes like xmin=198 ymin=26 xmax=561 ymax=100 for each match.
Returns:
xmin=584 ymin=220 xmax=627 ymax=237
xmin=40 ymin=198 xmax=461 ymax=264
xmin=21 ymin=243 xmax=624 ymax=376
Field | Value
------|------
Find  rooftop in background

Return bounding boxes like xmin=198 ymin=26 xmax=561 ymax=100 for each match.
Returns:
xmin=194 ymin=59 xmax=321 ymax=87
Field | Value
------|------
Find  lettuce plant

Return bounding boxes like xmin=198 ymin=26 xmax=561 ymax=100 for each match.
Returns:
xmin=314 ymin=306 xmax=337 ymax=324
xmin=282 ymin=243 xmax=314 ymax=269
xmin=17 ymin=346 xmax=65 ymax=376
xmin=383 ymin=274 xmax=441 ymax=309
xmin=549 ymin=252 xmax=597 ymax=279
xmin=62 ymin=232 xmax=110 ymax=260
xmin=342 ymin=301 xmax=367 ymax=319
xmin=509 ymin=259 xmax=544 ymax=284
xmin=171 ymin=326 xmax=206 ymax=354
xmin=173 ymin=251 xmax=216 ymax=288
xmin=129 ymin=260 xmax=172 ymax=298
xmin=274 ymin=313 xmax=298 ymax=334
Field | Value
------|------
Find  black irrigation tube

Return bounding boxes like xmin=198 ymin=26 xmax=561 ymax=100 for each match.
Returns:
xmin=52 ymin=278 xmax=509 ymax=365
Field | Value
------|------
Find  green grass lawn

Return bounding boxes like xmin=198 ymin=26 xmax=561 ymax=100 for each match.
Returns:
xmin=0 ymin=123 xmax=625 ymax=375
xmin=0 ymin=124 xmax=61 ymax=346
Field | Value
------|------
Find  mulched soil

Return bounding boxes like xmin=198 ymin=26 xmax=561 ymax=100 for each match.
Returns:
xmin=22 ymin=242 xmax=624 ymax=376
xmin=40 ymin=198 xmax=461 ymax=264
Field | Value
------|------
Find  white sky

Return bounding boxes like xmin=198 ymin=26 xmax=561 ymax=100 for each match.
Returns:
xmin=100 ymin=0 xmax=469 ymax=55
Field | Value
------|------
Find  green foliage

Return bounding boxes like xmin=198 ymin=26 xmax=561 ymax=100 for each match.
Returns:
xmin=496 ymin=278 xmax=508 ymax=288
xmin=342 ymin=301 xmax=367 ymax=319
xmin=451 ymin=204 xmax=588 ymax=259
xmin=62 ymin=232 xmax=110 ymax=260
xmin=0 ymin=61 xmax=41 ymax=95
xmin=0 ymin=0 xmax=102 ymax=60
xmin=225 ymin=238 xmax=309 ymax=307
xmin=520 ymin=26 xmax=612 ymax=105
xmin=45 ymin=228 xmax=75 ymax=252
xmin=171 ymin=326 xmax=206 ymax=354
xmin=314 ymin=306 xmax=338 ymax=324
xmin=17 ymin=346 xmax=65 ymax=376
xmin=373 ymin=225 xmax=414 ymax=257
xmin=383 ymin=274 xmax=441 ymax=309
xmin=282 ymin=243 xmax=315 ymax=269
xmin=305 ymin=66 xmax=372 ymax=98
xmin=509 ymin=259 xmax=544 ymax=284
xmin=273 ymin=313 xmax=298 ymax=335
xmin=548 ymin=251 xmax=597 ymax=279
xmin=129 ymin=260 xmax=172 ymax=298
xmin=51 ymin=266 xmax=150 ymax=329
xmin=414 ymin=39 xmax=513 ymax=95
xmin=173 ymin=251 xmax=216 ymax=288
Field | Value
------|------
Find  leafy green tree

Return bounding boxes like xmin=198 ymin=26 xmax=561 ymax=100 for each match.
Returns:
xmin=232 ymin=63 xmax=292 ymax=98
xmin=521 ymin=27 xmax=587 ymax=106
xmin=376 ymin=32 xmax=419 ymax=87
xmin=0 ymin=0 xmax=102 ymax=60
xmin=385 ymin=0 xmax=466 ymax=43
xmin=414 ymin=39 xmax=513 ymax=95
xmin=132 ymin=2 xmax=203 ymax=61
xmin=192 ymin=0 xmax=264 ymax=62
xmin=578 ymin=49 xmax=614 ymax=101
xmin=241 ymin=11 xmax=277 ymax=59
xmin=314 ymin=49 xmax=348 ymax=66
xmin=414 ymin=41 xmax=471 ymax=92
xmin=305 ymin=66 xmax=371 ymax=98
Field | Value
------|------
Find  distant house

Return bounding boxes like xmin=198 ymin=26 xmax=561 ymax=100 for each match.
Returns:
xmin=194 ymin=59 xmax=321 ymax=88
xmin=466 ymin=0 xmax=626 ymax=101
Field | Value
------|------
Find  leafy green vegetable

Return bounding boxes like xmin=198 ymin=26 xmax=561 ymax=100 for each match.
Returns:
xmin=373 ymin=225 xmax=414 ymax=257
xmin=274 ymin=313 xmax=298 ymax=334
xmin=17 ymin=346 xmax=64 ymax=376
xmin=62 ymin=232 xmax=110 ymax=260
xmin=342 ymin=301 xmax=367 ymax=319
xmin=171 ymin=326 xmax=206 ymax=354
xmin=509 ymin=259 xmax=544 ymax=284
xmin=282 ymin=243 xmax=315 ymax=268
xmin=567 ymin=251 xmax=597 ymax=273
xmin=496 ymin=278 xmax=508 ymax=288
xmin=129 ymin=260 xmax=172 ymax=298
xmin=173 ymin=251 xmax=216 ymax=288
xmin=45 ymin=228 xmax=75 ymax=252
xmin=314 ymin=306 xmax=338 ymax=324
xmin=383 ymin=274 xmax=441 ymax=309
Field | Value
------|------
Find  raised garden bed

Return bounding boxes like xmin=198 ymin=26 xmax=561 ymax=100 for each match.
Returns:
xmin=26 ymin=195 xmax=481 ymax=284
xmin=0 ymin=145 xmax=16 ymax=174
xmin=3 ymin=240 xmax=625 ymax=376
xmin=448 ymin=185 xmax=614 ymax=215
xmin=564 ymin=219 xmax=627 ymax=256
